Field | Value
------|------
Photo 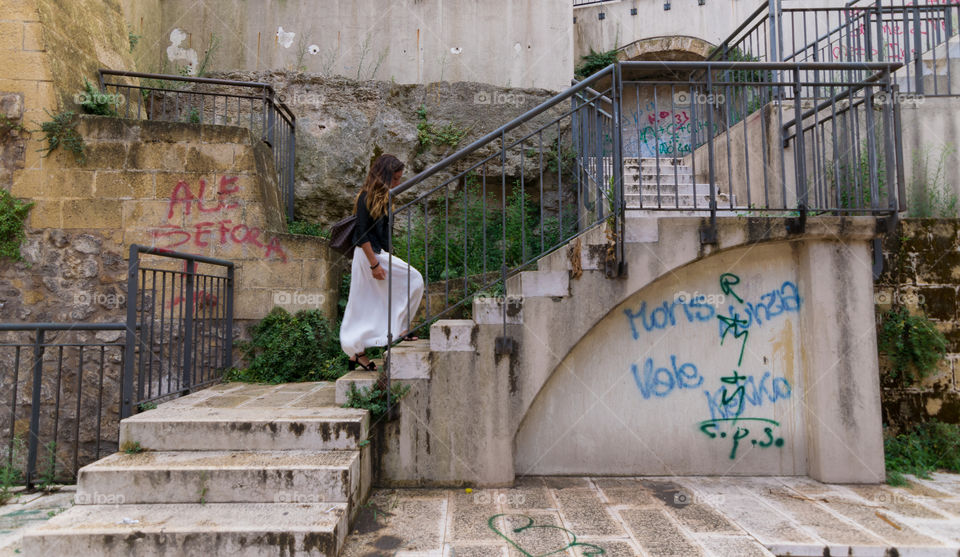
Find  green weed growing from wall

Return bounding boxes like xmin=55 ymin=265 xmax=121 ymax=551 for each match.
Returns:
xmin=878 ymin=306 xmax=947 ymax=386
xmin=908 ymin=143 xmax=958 ymax=218
xmin=35 ymin=110 xmax=86 ymax=164
xmin=0 ymin=189 xmax=34 ymax=262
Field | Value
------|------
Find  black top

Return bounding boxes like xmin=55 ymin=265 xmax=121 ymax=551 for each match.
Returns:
xmin=353 ymin=191 xmax=390 ymax=254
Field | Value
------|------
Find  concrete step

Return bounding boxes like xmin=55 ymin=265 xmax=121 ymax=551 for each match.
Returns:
xmin=626 ymin=183 xmax=715 ymax=195
xmin=335 ymin=370 xmax=379 ymax=405
xmin=22 ymin=502 xmax=348 ymax=556
xmin=430 ymin=319 xmax=478 ymax=352
xmin=120 ymin=405 xmax=369 ymax=452
xmin=76 ymin=450 xmax=361 ymax=505
xmin=387 ymin=339 xmax=431 ymax=380
xmin=625 ymin=193 xmax=734 ymax=208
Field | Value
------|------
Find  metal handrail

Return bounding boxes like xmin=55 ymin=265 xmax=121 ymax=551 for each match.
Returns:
xmin=97 ymin=69 xmax=298 ymax=219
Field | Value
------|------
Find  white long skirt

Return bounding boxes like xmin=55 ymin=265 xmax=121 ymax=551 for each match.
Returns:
xmin=339 ymin=247 xmax=425 ymax=356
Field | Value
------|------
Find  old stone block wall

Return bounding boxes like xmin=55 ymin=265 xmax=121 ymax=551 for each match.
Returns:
xmin=876 ymin=219 xmax=960 ymax=429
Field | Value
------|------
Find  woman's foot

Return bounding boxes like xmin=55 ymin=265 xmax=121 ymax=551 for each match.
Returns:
xmin=348 ymin=352 xmax=377 ymax=371
xmin=400 ymin=330 xmax=419 ymax=342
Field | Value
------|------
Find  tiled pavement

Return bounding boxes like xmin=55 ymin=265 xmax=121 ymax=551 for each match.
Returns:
xmin=0 ymin=487 xmax=74 ymax=556
xmin=342 ymin=475 xmax=960 ymax=557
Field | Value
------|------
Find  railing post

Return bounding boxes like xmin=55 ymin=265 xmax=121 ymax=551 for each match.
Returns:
xmin=768 ymin=0 xmax=783 ymax=62
xmin=610 ymin=62 xmax=626 ymax=274
xmin=287 ymin=124 xmax=296 ymax=220
xmin=881 ymin=70 xmax=898 ymax=213
xmin=181 ymin=259 xmax=196 ymax=393
xmin=702 ymin=68 xmax=718 ymax=244
xmin=121 ymin=245 xmax=140 ymax=419
xmin=224 ymin=265 xmax=234 ymax=369
xmin=25 ymin=328 xmax=44 ymax=488
xmin=792 ymin=68 xmax=808 ymax=210
xmin=892 ymin=83 xmax=906 ymax=213
xmin=386 ymin=191 xmax=394 ymax=418
xmin=912 ymin=3 xmax=923 ymax=94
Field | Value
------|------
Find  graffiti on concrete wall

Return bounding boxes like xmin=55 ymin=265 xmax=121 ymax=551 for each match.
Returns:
xmin=623 ymin=272 xmax=801 ymax=460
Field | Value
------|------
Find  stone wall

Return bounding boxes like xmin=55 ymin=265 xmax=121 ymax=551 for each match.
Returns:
xmin=208 ymin=71 xmax=566 ymax=228
xmin=876 ymin=219 xmax=960 ymax=429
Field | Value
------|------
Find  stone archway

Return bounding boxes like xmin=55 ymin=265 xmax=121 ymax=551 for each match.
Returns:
xmin=617 ymin=35 xmax=716 ymax=63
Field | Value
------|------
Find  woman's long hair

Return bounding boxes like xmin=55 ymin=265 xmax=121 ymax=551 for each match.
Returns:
xmin=356 ymin=154 xmax=404 ymax=219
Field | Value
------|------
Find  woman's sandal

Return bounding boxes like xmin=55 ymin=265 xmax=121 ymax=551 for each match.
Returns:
xmin=400 ymin=332 xmax=419 ymax=342
xmin=348 ymin=353 xmax=377 ymax=372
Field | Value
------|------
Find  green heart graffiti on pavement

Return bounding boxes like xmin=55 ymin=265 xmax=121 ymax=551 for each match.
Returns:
xmin=487 ymin=513 xmax=606 ymax=556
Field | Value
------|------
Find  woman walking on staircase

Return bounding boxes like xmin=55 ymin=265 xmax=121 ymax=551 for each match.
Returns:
xmin=340 ymin=154 xmax=425 ymax=371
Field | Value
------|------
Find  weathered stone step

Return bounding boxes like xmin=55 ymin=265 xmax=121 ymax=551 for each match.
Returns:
xmin=335 ymin=370 xmax=379 ymax=405
xmin=626 ymin=183 xmax=714 ymax=195
xmin=77 ymin=450 xmax=361 ymax=505
xmin=625 ymin=193 xmax=734 ymax=208
xmin=121 ymin=406 xmax=369 ymax=451
xmin=22 ymin=502 xmax=348 ymax=556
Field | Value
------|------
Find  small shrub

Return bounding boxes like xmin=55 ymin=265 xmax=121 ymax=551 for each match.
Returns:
xmin=416 ymin=105 xmax=468 ymax=154
xmin=185 ymin=107 xmax=201 ymax=124
xmin=121 ymin=441 xmax=143 ymax=454
xmin=0 ymin=189 xmax=34 ymax=262
xmin=878 ymin=307 xmax=947 ymax=386
xmin=908 ymin=144 xmax=957 ymax=218
xmin=0 ymin=436 xmax=25 ymax=503
xmin=885 ymin=421 xmax=960 ymax=485
xmin=287 ymin=219 xmax=329 ymax=238
xmin=35 ymin=110 xmax=86 ymax=164
xmin=78 ymin=78 xmax=117 ymax=117
xmin=343 ymin=382 xmax=410 ymax=421
xmin=228 ymin=307 xmax=348 ymax=383
xmin=36 ymin=441 xmax=58 ymax=492
xmin=137 ymin=402 xmax=157 ymax=412
xmin=0 ymin=114 xmax=26 ymax=138
xmin=574 ymin=48 xmax=618 ymax=80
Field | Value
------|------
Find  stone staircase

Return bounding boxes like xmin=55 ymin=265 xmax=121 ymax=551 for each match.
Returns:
xmin=623 ymin=157 xmax=735 ymax=211
xmin=893 ymin=35 xmax=960 ymax=95
xmin=23 ymin=383 xmax=371 ymax=557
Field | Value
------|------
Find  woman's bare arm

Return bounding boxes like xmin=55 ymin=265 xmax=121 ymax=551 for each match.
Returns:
xmin=360 ymin=241 xmax=386 ymax=280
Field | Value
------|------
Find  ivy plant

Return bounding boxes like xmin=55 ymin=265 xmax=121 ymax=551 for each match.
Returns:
xmin=878 ymin=306 xmax=947 ymax=386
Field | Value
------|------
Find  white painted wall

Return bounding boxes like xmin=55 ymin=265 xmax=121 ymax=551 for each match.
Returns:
xmin=122 ymin=0 xmax=575 ymax=91
xmin=515 ymin=243 xmax=807 ymax=475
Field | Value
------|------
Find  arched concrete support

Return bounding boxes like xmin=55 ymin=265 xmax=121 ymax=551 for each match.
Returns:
xmin=617 ymin=35 xmax=715 ymax=63
xmin=378 ymin=217 xmax=886 ymax=486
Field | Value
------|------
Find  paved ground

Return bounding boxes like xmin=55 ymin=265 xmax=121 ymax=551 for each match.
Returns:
xmin=0 ymin=487 xmax=74 ymax=556
xmin=342 ymin=475 xmax=960 ymax=557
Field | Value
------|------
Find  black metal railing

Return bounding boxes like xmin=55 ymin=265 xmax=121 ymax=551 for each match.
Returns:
xmin=618 ymin=61 xmax=905 ymax=237
xmin=380 ymin=66 xmax=620 ymax=413
xmin=121 ymin=245 xmax=234 ymax=419
xmin=380 ymin=60 xmax=906 ymax=400
xmin=97 ymin=69 xmax=297 ymax=219
xmin=710 ymin=0 xmax=960 ymax=96
xmin=0 ymin=323 xmax=126 ymax=487
xmin=0 ymin=247 xmax=236 ymax=485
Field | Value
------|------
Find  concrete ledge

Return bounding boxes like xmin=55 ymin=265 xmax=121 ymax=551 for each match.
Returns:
xmin=520 ymin=270 xmax=570 ymax=298
xmin=388 ymin=340 xmax=432 ymax=380
xmin=472 ymin=297 xmax=523 ymax=325
xmin=430 ymin=320 xmax=477 ymax=352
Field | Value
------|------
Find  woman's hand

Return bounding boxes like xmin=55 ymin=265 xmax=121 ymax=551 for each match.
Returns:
xmin=372 ymin=264 xmax=387 ymax=280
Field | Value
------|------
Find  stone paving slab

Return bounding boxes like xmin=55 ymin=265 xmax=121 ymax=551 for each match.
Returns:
xmin=342 ymin=476 xmax=960 ymax=556
xmin=0 ymin=488 xmax=74 ymax=557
